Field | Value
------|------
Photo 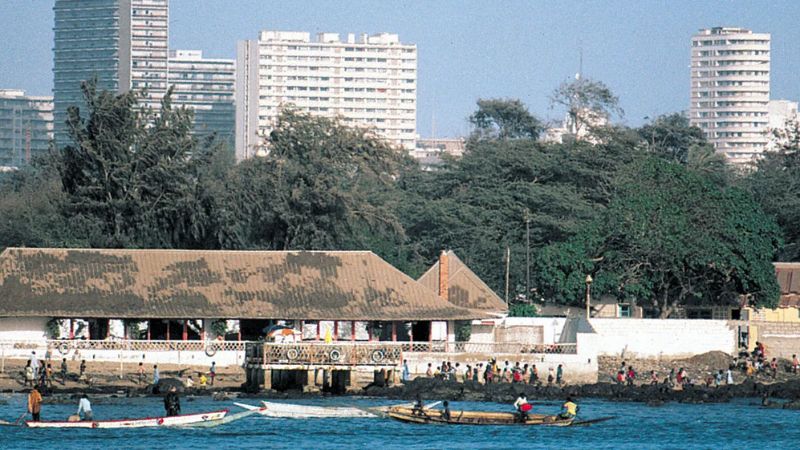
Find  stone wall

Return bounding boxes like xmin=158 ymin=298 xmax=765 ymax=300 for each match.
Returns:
xmin=752 ymin=321 xmax=800 ymax=358
xmin=588 ymin=318 xmax=737 ymax=358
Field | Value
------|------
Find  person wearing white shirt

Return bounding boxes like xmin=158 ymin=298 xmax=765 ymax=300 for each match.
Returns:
xmin=30 ymin=351 xmax=40 ymax=379
xmin=77 ymin=394 xmax=92 ymax=421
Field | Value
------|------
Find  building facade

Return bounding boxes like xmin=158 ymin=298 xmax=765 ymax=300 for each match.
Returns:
xmin=236 ymin=31 xmax=417 ymax=160
xmin=168 ymin=50 xmax=236 ymax=145
xmin=690 ymin=27 xmax=771 ymax=164
xmin=53 ymin=0 xmax=169 ymax=147
xmin=0 ymin=90 xmax=54 ymax=168
xmin=409 ymin=138 xmax=465 ymax=170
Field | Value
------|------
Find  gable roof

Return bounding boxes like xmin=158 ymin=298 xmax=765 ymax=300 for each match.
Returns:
xmin=776 ymin=262 xmax=800 ymax=308
xmin=418 ymin=250 xmax=508 ymax=314
xmin=0 ymin=248 xmax=489 ymax=320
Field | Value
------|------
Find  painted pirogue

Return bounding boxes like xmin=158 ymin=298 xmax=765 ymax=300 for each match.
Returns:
xmin=386 ymin=406 xmax=612 ymax=427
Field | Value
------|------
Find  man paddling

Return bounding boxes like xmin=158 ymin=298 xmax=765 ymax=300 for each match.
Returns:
xmin=77 ymin=393 xmax=93 ymax=421
xmin=513 ymin=394 xmax=532 ymax=422
xmin=558 ymin=397 xmax=578 ymax=420
xmin=28 ymin=386 xmax=43 ymax=422
xmin=164 ymin=386 xmax=181 ymax=417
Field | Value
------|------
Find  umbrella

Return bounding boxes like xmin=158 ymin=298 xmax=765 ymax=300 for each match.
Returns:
xmin=264 ymin=325 xmax=301 ymax=339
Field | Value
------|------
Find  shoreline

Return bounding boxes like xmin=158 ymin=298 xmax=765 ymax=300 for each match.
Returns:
xmin=4 ymin=377 xmax=800 ymax=410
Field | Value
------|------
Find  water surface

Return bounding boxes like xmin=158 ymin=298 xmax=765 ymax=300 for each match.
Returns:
xmin=0 ymin=395 xmax=796 ymax=449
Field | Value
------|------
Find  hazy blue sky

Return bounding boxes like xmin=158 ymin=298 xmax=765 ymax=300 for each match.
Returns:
xmin=1 ymin=0 xmax=799 ymax=137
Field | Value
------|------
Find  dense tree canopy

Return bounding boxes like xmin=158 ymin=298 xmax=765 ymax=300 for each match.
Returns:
xmin=0 ymin=83 xmax=788 ymax=317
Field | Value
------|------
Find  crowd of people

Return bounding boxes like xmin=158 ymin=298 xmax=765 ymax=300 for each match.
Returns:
xmin=402 ymin=359 xmax=566 ymax=386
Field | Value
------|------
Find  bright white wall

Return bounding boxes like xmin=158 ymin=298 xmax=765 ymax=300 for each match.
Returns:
xmin=469 ymin=317 xmax=567 ymax=345
xmin=0 ymin=318 xmax=47 ymax=341
xmin=589 ymin=319 xmax=736 ymax=358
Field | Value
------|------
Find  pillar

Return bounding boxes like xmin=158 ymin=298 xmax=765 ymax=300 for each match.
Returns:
xmin=69 ymin=319 xmax=74 ymax=340
xmin=351 ymin=322 xmax=356 ymax=342
xmin=201 ymin=320 xmax=206 ymax=341
xmin=146 ymin=320 xmax=151 ymax=341
xmin=182 ymin=320 xmax=188 ymax=341
xmin=391 ymin=322 xmax=397 ymax=342
xmin=166 ymin=320 xmax=170 ymax=342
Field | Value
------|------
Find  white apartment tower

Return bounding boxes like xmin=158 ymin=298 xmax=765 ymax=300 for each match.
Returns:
xmin=236 ymin=31 xmax=417 ymax=161
xmin=690 ymin=27 xmax=771 ymax=164
xmin=53 ymin=0 xmax=169 ymax=147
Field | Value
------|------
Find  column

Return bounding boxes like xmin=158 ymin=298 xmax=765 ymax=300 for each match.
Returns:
xmin=166 ymin=321 xmax=170 ymax=342
xmin=351 ymin=322 xmax=356 ymax=342
xmin=147 ymin=320 xmax=151 ymax=341
xmin=69 ymin=319 xmax=74 ymax=339
xmin=182 ymin=320 xmax=188 ymax=341
xmin=201 ymin=320 xmax=206 ymax=341
xmin=391 ymin=322 xmax=397 ymax=342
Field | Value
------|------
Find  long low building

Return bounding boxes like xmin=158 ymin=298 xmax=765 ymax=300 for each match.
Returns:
xmin=0 ymin=247 xmax=502 ymax=344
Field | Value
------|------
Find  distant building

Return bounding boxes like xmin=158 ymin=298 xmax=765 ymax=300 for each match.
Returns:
xmin=690 ymin=27 xmax=771 ymax=164
xmin=0 ymin=89 xmax=54 ymax=168
xmin=409 ymin=138 xmax=465 ymax=169
xmin=236 ymin=31 xmax=417 ymax=161
xmin=168 ymin=50 xmax=235 ymax=145
xmin=541 ymin=109 xmax=608 ymax=145
xmin=766 ymin=99 xmax=799 ymax=151
xmin=53 ymin=0 xmax=169 ymax=147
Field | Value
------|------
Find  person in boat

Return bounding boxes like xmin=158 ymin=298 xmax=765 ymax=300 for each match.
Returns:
xmin=164 ymin=386 xmax=181 ymax=417
xmin=77 ymin=393 xmax=93 ymax=421
xmin=441 ymin=400 xmax=451 ymax=421
xmin=558 ymin=397 xmax=578 ymax=420
xmin=513 ymin=394 xmax=532 ymax=422
xmin=412 ymin=394 xmax=425 ymax=416
xmin=28 ymin=386 xmax=42 ymax=422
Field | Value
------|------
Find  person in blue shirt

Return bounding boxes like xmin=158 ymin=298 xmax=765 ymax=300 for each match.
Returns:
xmin=401 ymin=360 xmax=410 ymax=382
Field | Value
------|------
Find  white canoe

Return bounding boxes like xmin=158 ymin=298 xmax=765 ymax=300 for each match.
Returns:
xmin=235 ymin=401 xmax=376 ymax=418
xmin=25 ymin=409 xmax=228 ymax=429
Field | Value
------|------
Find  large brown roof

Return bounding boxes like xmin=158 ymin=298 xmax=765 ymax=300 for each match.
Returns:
xmin=0 ymin=248 xmax=488 ymax=320
xmin=776 ymin=262 xmax=800 ymax=308
xmin=418 ymin=251 xmax=508 ymax=314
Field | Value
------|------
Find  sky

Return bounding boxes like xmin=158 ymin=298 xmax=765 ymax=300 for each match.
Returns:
xmin=1 ymin=0 xmax=799 ymax=137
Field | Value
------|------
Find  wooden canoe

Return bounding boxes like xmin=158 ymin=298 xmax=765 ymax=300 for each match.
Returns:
xmin=386 ymin=406 xmax=576 ymax=426
xmin=25 ymin=409 xmax=228 ymax=429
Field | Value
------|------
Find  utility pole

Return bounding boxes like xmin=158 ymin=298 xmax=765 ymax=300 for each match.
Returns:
xmin=525 ymin=208 xmax=531 ymax=302
xmin=504 ymin=247 xmax=511 ymax=305
xmin=585 ymin=274 xmax=593 ymax=320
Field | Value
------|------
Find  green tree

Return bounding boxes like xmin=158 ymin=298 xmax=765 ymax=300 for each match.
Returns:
xmin=469 ymin=98 xmax=543 ymax=140
xmin=534 ymin=157 xmax=782 ymax=317
xmin=223 ymin=109 xmax=407 ymax=251
xmin=744 ymin=120 xmax=800 ymax=260
xmin=550 ymin=77 xmax=623 ymax=137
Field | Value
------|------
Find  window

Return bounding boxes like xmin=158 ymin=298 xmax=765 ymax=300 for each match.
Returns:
xmin=618 ymin=304 xmax=631 ymax=318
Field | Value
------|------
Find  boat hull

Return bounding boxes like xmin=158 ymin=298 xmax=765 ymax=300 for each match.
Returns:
xmin=25 ymin=409 xmax=228 ymax=429
xmin=235 ymin=401 xmax=376 ymax=418
xmin=386 ymin=406 xmax=574 ymax=426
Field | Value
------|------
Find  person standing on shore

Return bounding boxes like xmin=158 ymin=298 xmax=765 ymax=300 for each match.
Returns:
xmin=770 ymin=358 xmax=778 ymax=379
xmin=547 ymin=367 xmax=555 ymax=385
xmin=626 ymin=366 xmax=636 ymax=386
xmin=529 ymin=365 xmax=538 ymax=385
xmin=153 ymin=365 xmax=160 ymax=385
xmin=30 ymin=351 xmax=40 ymax=380
xmin=402 ymin=360 xmax=410 ymax=382
xmin=426 ymin=363 xmax=433 ymax=377
xmin=24 ymin=360 xmax=34 ymax=387
xmin=27 ymin=386 xmax=42 ymax=422
xmin=726 ymin=367 xmax=734 ymax=385
xmin=79 ymin=360 xmax=86 ymax=380
xmin=137 ymin=362 xmax=145 ymax=385
xmin=556 ymin=364 xmax=564 ymax=385
xmin=60 ymin=358 xmax=68 ymax=385
xmin=209 ymin=362 xmax=216 ymax=386
xmin=792 ymin=354 xmax=799 ymax=374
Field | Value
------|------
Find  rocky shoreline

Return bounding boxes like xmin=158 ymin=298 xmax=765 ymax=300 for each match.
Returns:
xmin=6 ymin=377 xmax=800 ymax=410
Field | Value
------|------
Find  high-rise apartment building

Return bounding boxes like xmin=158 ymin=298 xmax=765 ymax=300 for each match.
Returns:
xmin=236 ymin=31 xmax=417 ymax=161
xmin=0 ymin=90 xmax=54 ymax=168
xmin=690 ymin=27 xmax=771 ymax=164
xmin=53 ymin=0 xmax=168 ymax=147
xmin=168 ymin=50 xmax=236 ymax=144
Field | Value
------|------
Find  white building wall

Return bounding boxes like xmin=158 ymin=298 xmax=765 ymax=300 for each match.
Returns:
xmin=588 ymin=318 xmax=737 ymax=358
xmin=0 ymin=318 xmax=47 ymax=341
xmin=236 ymin=30 xmax=417 ymax=156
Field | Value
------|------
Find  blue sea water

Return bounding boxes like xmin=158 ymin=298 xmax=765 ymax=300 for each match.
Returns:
xmin=0 ymin=394 xmax=797 ymax=449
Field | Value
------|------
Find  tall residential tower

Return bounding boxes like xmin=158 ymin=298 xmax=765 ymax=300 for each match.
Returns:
xmin=53 ymin=0 xmax=168 ymax=147
xmin=236 ymin=31 xmax=417 ymax=161
xmin=168 ymin=50 xmax=236 ymax=144
xmin=690 ymin=27 xmax=771 ymax=164
xmin=0 ymin=90 xmax=54 ymax=168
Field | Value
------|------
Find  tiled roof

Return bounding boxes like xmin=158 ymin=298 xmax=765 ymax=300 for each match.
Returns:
xmin=0 ymin=248 xmax=489 ymax=320
xmin=775 ymin=262 xmax=800 ymax=308
xmin=418 ymin=250 xmax=508 ymax=314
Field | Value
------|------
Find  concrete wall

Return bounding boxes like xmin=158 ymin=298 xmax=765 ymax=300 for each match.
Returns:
xmin=751 ymin=321 xmax=800 ymax=358
xmin=588 ymin=318 xmax=737 ymax=358
xmin=469 ymin=318 xmax=567 ymax=345
xmin=0 ymin=342 xmax=243 ymax=367
xmin=0 ymin=318 xmax=47 ymax=341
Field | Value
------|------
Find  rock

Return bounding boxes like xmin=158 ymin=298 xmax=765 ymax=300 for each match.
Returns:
xmin=212 ymin=392 xmax=231 ymax=401
xmin=154 ymin=377 xmax=184 ymax=394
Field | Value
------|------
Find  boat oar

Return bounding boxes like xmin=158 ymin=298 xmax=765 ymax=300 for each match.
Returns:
xmin=423 ymin=401 xmax=441 ymax=409
xmin=14 ymin=412 xmax=27 ymax=426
